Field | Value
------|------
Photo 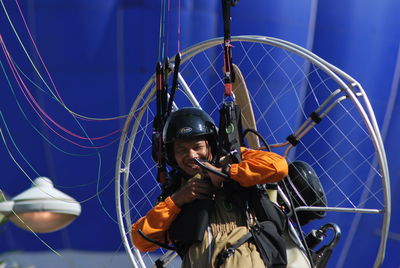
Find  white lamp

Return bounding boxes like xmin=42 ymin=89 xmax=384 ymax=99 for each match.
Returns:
xmin=0 ymin=177 xmax=81 ymax=233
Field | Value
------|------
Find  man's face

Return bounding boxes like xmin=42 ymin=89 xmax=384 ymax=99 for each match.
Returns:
xmin=173 ymin=137 xmax=212 ymax=176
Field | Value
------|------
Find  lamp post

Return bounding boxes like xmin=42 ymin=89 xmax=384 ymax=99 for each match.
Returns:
xmin=0 ymin=177 xmax=81 ymax=233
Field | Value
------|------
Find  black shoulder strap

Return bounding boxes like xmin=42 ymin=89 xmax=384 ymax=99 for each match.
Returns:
xmin=218 ymin=102 xmax=244 ymax=163
xmin=157 ymin=169 xmax=181 ymax=203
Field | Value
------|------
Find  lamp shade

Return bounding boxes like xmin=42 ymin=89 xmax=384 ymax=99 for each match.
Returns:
xmin=0 ymin=177 xmax=81 ymax=233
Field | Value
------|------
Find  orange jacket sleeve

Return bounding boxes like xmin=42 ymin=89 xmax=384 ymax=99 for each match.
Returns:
xmin=229 ymin=148 xmax=288 ymax=187
xmin=131 ymin=196 xmax=181 ymax=252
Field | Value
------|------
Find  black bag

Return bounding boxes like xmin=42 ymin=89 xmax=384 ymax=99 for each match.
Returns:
xmin=168 ymin=199 xmax=214 ymax=243
xmin=249 ymin=186 xmax=287 ymax=267
xmin=250 ymin=186 xmax=286 ymax=233
xmin=250 ymin=220 xmax=287 ymax=268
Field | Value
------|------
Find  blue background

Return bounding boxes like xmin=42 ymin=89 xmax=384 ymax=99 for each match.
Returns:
xmin=0 ymin=0 xmax=399 ymax=267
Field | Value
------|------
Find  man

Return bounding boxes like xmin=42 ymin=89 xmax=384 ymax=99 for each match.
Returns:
xmin=132 ymin=107 xmax=289 ymax=267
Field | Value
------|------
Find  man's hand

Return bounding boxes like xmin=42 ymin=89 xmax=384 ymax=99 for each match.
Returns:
xmin=171 ymin=174 xmax=216 ymax=208
xmin=198 ymin=161 xmax=227 ymax=189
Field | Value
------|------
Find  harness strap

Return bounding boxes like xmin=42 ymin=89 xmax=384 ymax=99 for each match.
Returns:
xmin=137 ymin=229 xmax=175 ymax=251
xmin=216 ymin=232 xmax=253 ymax=267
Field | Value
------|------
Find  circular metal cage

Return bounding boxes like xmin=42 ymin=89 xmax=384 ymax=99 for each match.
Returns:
xmin=115 ymin=36 xmax=390 ymax=268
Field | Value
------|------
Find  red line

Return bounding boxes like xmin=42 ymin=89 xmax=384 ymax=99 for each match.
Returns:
xmin=0 ymin=35 xmax=121 ymax=148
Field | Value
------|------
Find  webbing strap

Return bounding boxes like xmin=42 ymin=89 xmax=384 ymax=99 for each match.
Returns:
xmin=216 ymin=232 xmax=253 ymax=267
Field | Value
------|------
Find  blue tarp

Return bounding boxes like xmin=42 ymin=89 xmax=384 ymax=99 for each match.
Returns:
xmin=0 ymin=1 xmax=399 ymax=267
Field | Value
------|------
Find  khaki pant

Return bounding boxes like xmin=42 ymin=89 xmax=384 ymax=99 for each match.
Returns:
xmin=182 ymin=226 xmax=265 ymax=268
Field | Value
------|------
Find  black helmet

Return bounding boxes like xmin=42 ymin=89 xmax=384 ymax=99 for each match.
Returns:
xmin=163 ymin=107 xmax=218 ymax=166
xmin=279 ymin=161 xmax=327 ymax=226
